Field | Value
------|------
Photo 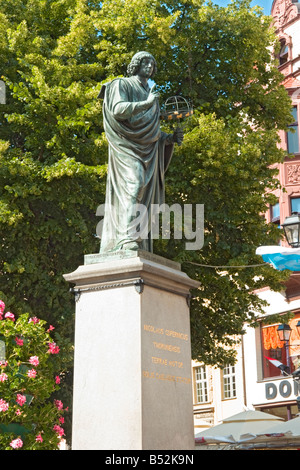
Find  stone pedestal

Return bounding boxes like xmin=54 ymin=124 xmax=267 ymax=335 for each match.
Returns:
xmin=64 ymin=251 xmax=199 ymax=450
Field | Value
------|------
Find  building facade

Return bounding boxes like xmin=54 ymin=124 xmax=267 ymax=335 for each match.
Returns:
xmin=193 ymin=0 xmax=300 ymax=434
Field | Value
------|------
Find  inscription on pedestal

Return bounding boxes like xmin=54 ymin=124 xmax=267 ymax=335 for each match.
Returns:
xmin=142 ymin=323 xmax=192 ymax=385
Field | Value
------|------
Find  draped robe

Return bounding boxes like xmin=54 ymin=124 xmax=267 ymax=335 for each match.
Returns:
xmin=99 ymin=76 xmax=174 ymax=253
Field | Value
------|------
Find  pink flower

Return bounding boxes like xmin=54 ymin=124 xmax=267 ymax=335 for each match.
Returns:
xmin=29 ymin=356 xmax=39 ymax=366
xmin=0 ymin=361 xmax=8 ymax=367
xmin=16 ymin=394 xmax=26 ymax=407
xmin=48 ymin=342 xmax=60 ymax=354
xmin=59 ymin=416 xmax=64 ymax=424
xmin=53 ymin=424 xmax=65 ymax=437
xmin=54 ymin=399 xmax=63 ymax=410
xmin=36 ymin=434 xmax=43 ymax=443
xmin=15 ymin=409 xmax=22 ymax=416
xmin=0 ymin=373 xmax=8 ymax=382
xmin=47 ymin=325 xmax=55 ymax=332
xmin=29 ymin=317 xmax=39 ymax=324
xmin=5 ymin=311 xmax=15 ymax=321
xmin=10 ymin=437 xmax=23 ymax=449
xmin=55 ymin=375 xmax=60 ymax=384
xmin=15 ymin=337 xmax=23 ymax=346
xmin=0 ymin=301 xmax=4 ymax=320
xmin=0 ymin=399 xmax=9 ymax=412
xmin=27 ymin=369 xmax=37 ymax=378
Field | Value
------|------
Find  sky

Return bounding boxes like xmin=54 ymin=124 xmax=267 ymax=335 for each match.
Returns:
xmin=213 ymin=0 xmax=274 ymax=15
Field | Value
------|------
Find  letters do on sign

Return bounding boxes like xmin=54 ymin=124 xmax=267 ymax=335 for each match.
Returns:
xmin=265 ymin=380 xmax=300 ymax=400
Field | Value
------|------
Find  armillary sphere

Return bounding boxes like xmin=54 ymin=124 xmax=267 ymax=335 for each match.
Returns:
xmin=161 ymin=96 xmax=193 ymax=122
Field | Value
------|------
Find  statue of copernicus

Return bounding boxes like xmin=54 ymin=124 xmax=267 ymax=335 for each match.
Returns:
xmin=98 ymin=51 xmax=183 ymax=253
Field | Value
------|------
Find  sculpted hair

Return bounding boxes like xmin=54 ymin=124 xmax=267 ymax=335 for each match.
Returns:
xmin=127 ymin=53 xmax=157 ymax=78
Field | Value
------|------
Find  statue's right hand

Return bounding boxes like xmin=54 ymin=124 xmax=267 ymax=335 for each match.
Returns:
xmin=146 ymin=84 xmax=160 ymax=106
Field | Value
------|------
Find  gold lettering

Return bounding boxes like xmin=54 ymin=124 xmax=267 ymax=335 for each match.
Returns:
xmin=152 ymin=342 xmax=181 ymax=353
xmin=175 ymin=376 xmax=191 ymax=384
xmin=152 ymin=356 xmax=168 ymax=366
xmin=143 ymin=370 xmax=155 ymax=379
xmin=142 ymin=370 xmax=191 ymax=384
xmin=144 ymin=324 xmax=164 ymax=335
xmin=156 ymin=373 xmax=176 ymax=381
xmin=165 ymin=329 xmax=188 ymax=341
xmin=168 ymin=360 xmax=183 ymax=368
xmin=144 ymin=325 xmax=188 ymax=341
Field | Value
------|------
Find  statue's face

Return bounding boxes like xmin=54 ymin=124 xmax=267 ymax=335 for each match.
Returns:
xmin=138 ymin=57 xmax=155 ymax=79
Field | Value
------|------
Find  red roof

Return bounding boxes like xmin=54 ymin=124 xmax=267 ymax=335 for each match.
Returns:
xmin=282 ymin=76 xmax=300 ymax=88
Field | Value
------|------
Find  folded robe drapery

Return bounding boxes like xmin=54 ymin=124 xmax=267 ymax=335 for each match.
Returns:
xmin=98 ymin=76 xmax=174 ymax=253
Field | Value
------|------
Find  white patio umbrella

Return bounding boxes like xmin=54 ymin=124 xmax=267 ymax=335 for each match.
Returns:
xmin=195 ymin=410 xmax=284 ymax=444
xmin=262 ymin=414 xmax=300 ymax=436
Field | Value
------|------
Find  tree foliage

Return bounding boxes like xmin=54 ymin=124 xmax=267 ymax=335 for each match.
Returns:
xmin=0 ymin=0 xmax=293 ymax=388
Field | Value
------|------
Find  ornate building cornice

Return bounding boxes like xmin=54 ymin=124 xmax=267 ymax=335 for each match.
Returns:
xmin=271 ymin=0 xmax=300 ymax=29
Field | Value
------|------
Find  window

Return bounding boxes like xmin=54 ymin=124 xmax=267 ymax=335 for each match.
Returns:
xmin=270 ymin=202 xmax=281 ymax=244
xmin=291 ymin=197 xmax=300 ymax=214
xmin=287 ymin=106 xmax=299 ymax=154
xmin=271 ymin=202 xmax=280 ymax=226
xmin=222 ymin=365 xmax=236 ymax=399
xmin=279 ymin=40 xmax=289 ymax=65
xmin=194 ymin=366 xmax=209 ymax=403
xmin=262 ymin=325 xmax=286 ymax=379
xmin=260 ymin=320 xmax=300 ymax=379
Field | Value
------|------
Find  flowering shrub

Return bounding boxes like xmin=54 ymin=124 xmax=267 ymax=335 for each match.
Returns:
xmin=0 ymin=300 xmax=67 ymax=450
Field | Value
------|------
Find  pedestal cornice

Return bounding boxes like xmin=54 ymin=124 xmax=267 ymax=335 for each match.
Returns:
xmin=63 ymin=251 xmax=200 ymax=299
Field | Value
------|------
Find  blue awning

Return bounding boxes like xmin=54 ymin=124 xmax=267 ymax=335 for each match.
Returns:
xmin=256 ymin=246 xmax=300 ymax=271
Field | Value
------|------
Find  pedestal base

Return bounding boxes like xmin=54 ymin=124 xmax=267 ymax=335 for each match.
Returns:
xmin=64 ymin=251 xmax=199 ymax=450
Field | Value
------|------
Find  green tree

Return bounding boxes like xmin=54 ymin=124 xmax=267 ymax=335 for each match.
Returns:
xmin=0 ymin=0 xmax=106 ymax=324
xmin=91 ymin=0 xmax=293 ymax=364
xmin=0 ymin=0 xmax=107 ymax=439
xmin=0 ymin=0 xmax=294 ymax=433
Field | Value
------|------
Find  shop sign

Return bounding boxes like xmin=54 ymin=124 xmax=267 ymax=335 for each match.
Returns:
xmin=265 ymin=379 xmax=300 ymax=400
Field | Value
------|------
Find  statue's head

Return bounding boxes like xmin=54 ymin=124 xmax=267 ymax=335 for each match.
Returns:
xmin=127 ymin=51 xmax=157 ymax=78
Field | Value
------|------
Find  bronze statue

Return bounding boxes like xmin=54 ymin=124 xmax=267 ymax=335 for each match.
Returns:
xmin=98 ymin=51 xmax=183 ymax=253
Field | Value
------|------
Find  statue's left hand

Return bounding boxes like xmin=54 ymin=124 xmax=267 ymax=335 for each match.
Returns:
xmin=172 ymin=128 xmax=184 ymax=145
